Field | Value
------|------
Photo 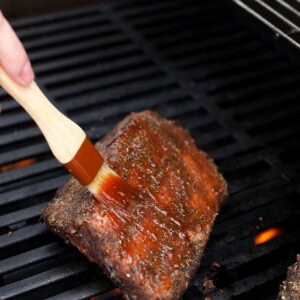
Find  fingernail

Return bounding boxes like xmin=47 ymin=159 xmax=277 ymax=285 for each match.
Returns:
xmin=19 ymin=61 xmax=34 ymax=85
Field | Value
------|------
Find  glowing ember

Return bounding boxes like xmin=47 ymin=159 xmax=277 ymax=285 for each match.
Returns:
xmin=254 ymin=227 xmax=283 ymax=245
xmin=0 ymin=158 xmax=36 ymax=172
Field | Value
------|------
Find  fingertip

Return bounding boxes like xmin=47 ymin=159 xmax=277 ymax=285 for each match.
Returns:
xmin=17 ymin=61 xmax=35 ymax=86
xmin=0 ymin=10 xmax=34 ymax=86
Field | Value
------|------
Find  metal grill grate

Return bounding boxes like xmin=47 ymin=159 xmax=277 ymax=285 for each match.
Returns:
xmin=232 ymin=0 xmax=300 ymax=49
xmin=0 ymin=0 xmax=300 ymax=299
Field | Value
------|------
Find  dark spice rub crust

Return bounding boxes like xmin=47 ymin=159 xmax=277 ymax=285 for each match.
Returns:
xmin=279 ymin=255 xmax=300 ymax=300
xmin=43 ymin=110 xmax=227 ymax=300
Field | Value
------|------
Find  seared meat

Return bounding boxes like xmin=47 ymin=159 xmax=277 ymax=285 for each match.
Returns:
xmin=279 ymin=255 xmax=300 ymax=300
xmin=43 ymin=110 xmax=227 ymax=300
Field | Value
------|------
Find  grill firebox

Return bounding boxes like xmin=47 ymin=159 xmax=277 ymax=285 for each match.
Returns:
xmin=0 ymin=0 xmax=300 ymax=299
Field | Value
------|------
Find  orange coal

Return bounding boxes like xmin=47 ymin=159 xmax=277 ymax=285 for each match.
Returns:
xmin=254 ymin=227 xmax=283 ymax=245
xmin=0 ymin=158 xmax=36 ymax=172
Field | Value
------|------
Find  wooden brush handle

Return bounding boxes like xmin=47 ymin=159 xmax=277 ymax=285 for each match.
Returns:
xmin=0 ymin=66 xmax=103 ymax=185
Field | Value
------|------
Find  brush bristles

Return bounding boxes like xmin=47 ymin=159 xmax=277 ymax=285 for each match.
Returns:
xmin=87 ymin=162 xmax=118 ymax=195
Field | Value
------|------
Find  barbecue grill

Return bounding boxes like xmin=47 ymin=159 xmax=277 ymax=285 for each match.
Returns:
xmin=0 ymin=0 xmax=300 ymax=299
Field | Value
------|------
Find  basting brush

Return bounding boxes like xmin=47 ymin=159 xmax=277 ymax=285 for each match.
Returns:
xmin=0 ymin=66 xmax=127 ymax=206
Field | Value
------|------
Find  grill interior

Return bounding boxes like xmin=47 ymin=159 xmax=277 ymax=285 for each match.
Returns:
xmin=1 ymin=0 xmax=300 ymax=299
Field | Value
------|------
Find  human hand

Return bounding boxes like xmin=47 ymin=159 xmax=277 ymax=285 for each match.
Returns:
xmin=0 ymin=10 xmax=34 ymax=86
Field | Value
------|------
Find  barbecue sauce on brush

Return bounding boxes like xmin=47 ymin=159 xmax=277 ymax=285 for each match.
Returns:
xmin=64 ymin=137 xmax=104 ymax=185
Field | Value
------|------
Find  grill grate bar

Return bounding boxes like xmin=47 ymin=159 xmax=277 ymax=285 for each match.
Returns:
xmin=207 ymin=260 xmax=296 ymax=299
xmin=0 ymin=143 xmax=48 ymax=166
xmin=208 ymin=71 xmax=300 ymax=99
xmin=34 ymin=44 xmax=139 ymax=76
xmin=116 ymin=0 xmax=211 ymax=18
xmin=0 ymin=127 xmax=41 ymax=147
xmin=229 ymin=90 xmax=300 ymax=118
xmin=142 ymin=16 xmax=238 ymax=40
xmin=29 ymin=35 xmax=131 ymax=65
xmin=41 ymin=55 xmax=151 ymax=87
xmin=156 ymin=30 xmax=249 ymax=53
xmin=0 ymin=112 xmax=32 ymax=130
xmin=0 ymin=100 xmax=20 ymax=113
xmin=210 ymin=195 xmax=292 ymax=240
xmin=57 ymin=75 xmax=173 ymax=105
xmin=207 ymin=143 xmax=242 ymax=162
xmin=23 ymin=23 xmax=119 ymax=53
xmin=247 ymin=120 xmax=300 ymax=141
xmin=197 ymin=233 xmax=300 ymax=296
xmin=217 ymin=180 xmax=292 ymax=222
xmin=15 ymin=12 xmax=107 ymax=41
xmin=0 ymin=142 xmax=49 ymax=165
xmin=0 ymin=261 xmax=90 ymax=300
xmin=127 ymin=4 xmax=222 ymax=28
xmin=203 ymin=52 xmax=281 ymax=82
xmin=205 ymin=61 xmax=296 ymax=94
xmin=246 ymin=106 xmax=300 ymax=135
xmin=0 ymin=243 xmax=69 ymax=276
xmin=0 ymin=223 xmax=47 ymax=250
xmin=0 ymin=159 xmax=60 ymax=187
xmin=0 ymin=203 xmax=47 ymax=228
xmin=242 ymin=104 xmax=300 ymax=130
xmin=51 ymin=65 xmax=161 ymax=100
xmin=165 ymin=38 xmax=262 ymax=65
xmin=204 ymin=231 xmax=299 ymax=275
xmin=62 ymin=84 xmax=184 ymax=112
xmin=11 ymin=6 xmax=101 ymax=29
xmin=210 ymin=214 xmax=291 ymax=257
xmin=0 ymin=174 xmax=69 ymax=209
xmin=46 ymin=279 xmax=113 ymax=300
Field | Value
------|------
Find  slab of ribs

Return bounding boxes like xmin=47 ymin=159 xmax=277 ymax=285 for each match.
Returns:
xmin=43 ymin=110 xmax=227 ymax=299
